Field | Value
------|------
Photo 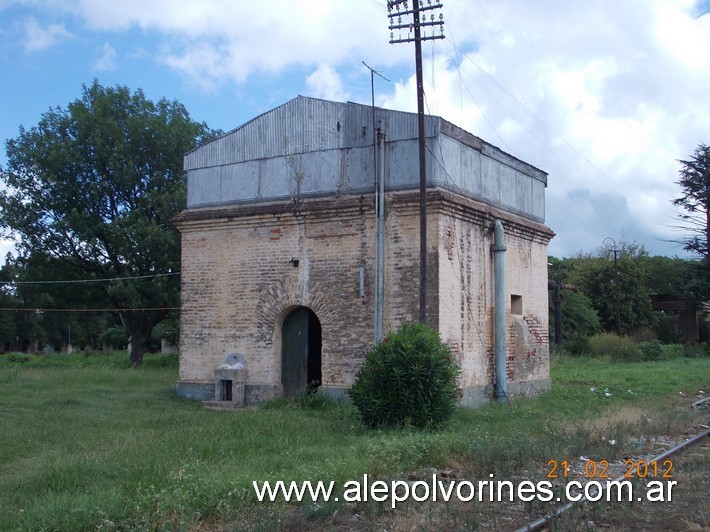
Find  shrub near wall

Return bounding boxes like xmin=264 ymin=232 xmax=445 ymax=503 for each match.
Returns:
xmin=348 ymin=323 xmax=461 ymax=429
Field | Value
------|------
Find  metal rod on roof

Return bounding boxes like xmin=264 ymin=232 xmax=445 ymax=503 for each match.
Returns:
xmin=369 ymin=65 xmax=381 ymax=343
xmin=363 ymin=62 xmax=389 ymax=344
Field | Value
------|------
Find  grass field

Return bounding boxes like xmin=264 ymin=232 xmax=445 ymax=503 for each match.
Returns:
xmin=0 ymin=351 xmax=708 ymax=531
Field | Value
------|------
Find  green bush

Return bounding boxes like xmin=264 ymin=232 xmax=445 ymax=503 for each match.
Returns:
xmin=6 ymin=352 xmax=32 ymax=363
xmin=563 ymin=335 xmax=591 ymax=356
xmin=587 ymin=333 xmax=640 ymax=362
xmin=348 ymin=323 xmax=461 ymax=429
xmin=683 ymin=342 xmax=710 ymax=358
xmin=659 ymin=343 xmax=684 ymax=360
xmin=637 ymin=340 xmax=663 ymax=360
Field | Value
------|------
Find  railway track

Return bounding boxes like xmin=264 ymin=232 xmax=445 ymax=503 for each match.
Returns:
xmin=515 ymin=427 xmax=710 ymax=531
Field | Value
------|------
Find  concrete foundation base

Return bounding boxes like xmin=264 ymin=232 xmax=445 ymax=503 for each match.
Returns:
xmin=461 ymin=378 xmax=550 ymax=407
xmin=176 ymin=381 xmax=281 ymax=405
xmin=507 ymin=377 xmax=551 ymax=397
xmin=318 ymin=385 xmax=349 ymax=401
xmin=175 ymin=381 xmax=214 ymax=401
xmin=202 ymin=400 xmax=244 ymax=411
xmin=460 ymin=385 xmax=493 ymax=408
xmin=177 ymin=378 xmax=552 ymax=407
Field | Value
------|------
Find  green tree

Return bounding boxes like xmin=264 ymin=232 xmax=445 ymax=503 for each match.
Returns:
xmin=552 ymin=290 xmax=601 ymax=341
xmin=0 ymin=258 xmax=18 ymax=348
xmin=565 ymin=241 xmax=654 ymax=335
xmin=548 ymin=257 xmax=601 ymax=345
xmin=673 ymin=144 xmax=710 ymax=305
xmin=0 ymin=80 xmax=219 ymax=364
xmin=645 ymin=256 xmax=692 ymax=296
xmin=673 ymin=143 xmax=710 ymax=258
xmin=1 ymin=253 xmax=110 ymax=352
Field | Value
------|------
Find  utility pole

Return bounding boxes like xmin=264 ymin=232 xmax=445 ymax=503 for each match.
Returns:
xmin=604 ymin=237 xmax=622 ymax=335
xmin=387 ymin=0 xmax=444 ymax=324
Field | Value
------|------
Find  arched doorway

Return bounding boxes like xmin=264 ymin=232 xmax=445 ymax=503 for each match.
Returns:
xmin=281 ymin=307 xmax=322 ymax=398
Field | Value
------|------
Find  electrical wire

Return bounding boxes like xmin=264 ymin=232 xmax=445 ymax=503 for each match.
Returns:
xmin=438 ymin=35 xmax=584 ymax=162
xmin=428 ymin=29 xmax=517 ymax=156
xmin=0 ymin=272 xmax=180 ymax=286
xmin=432 ymin=22 xmax=663 ymax=235
xmin=0 ymin=307 xmax=180 ymax=312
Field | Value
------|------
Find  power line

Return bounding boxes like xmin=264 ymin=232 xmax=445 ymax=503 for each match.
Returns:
xmin=439 ymin=35 xmax=584 ymax=180
xmin=0 ymin=271 xmax=180 ymax=286
xmin=434 ymin=28 xmax=653 ymax=213
xmin=432 ymin=27 xmax=517 ymax=156
xmin=0 ymin=307 xmax=180 ymax=313
xmin=424 ymin=23 xmax=671 ymax=242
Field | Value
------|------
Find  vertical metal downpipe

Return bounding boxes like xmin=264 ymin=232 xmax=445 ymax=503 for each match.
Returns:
xmin=374 ymin=132 xmax=386 ymax=343
xmin=493 ymin=220 xmax=507 ymax=402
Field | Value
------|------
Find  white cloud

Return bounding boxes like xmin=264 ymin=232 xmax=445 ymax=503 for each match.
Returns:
xmin=70 ymin=0 xmax=399 ymax=86
xmin=21 ymin=17 xmax=73 ymax=52
xmin=305 ymin=64 xmax=347 ymax=102
xmin=377 ymin=0 xmax=710 ymax=256
xmin=655 ymin=2 xmax=710 ymax=70
xmin=6 ymin=0 xmax=709 ymax=256
xmin=93 ymin=43 xmax=116 ymax=71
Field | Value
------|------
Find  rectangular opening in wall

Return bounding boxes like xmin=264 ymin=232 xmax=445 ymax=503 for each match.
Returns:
xmin=511 ymin=294 xmax=523 ymax=315
xmin=221 ymin=379 xmax=233 ymax=401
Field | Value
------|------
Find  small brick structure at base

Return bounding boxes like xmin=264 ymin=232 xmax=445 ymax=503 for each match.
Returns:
xmin=202 ymin=353 xmax=247 ymax=410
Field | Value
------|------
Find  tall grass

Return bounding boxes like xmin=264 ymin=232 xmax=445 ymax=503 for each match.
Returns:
xmin=0 ymin=352 xmax=707 ymax=530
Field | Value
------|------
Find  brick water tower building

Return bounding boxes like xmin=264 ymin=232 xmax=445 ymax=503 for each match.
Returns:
xmin=174 ymin=96 xmax=554 ymax=406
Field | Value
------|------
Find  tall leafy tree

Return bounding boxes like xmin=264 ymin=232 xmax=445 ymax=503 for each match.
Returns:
xmin=0 ymin=80 xmax=219 ymax=363
xmin=0 ymin=258 xmax=19 ymax=348
xmin=672 ymin=144 xmax=710 ymax=305
xmin=548 ymin=257 xmax=601 ymax=344
xmin=673 ymin=143 xmax=710 ymax=258
xmin=565 ymin=242 xmax=654 ymax=335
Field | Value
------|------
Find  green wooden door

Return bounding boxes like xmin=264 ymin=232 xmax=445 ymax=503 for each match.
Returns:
xmin=282 ymin=308 xmax=309 ymax=399
xmin=282 ymin=307 xmax=322 ymax=398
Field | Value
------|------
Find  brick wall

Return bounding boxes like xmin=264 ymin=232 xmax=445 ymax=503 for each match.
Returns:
xmin=175 ymin=188 xmax=553 ymax=404
xmin=177 ymin=195 xmax=375 ymax=397
xmin=432 ymin=191 xmax=552 ymax=404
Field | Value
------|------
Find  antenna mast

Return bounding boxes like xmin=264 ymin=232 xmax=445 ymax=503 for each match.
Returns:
xmin=362 ymin=62 xmax=390 ymax=344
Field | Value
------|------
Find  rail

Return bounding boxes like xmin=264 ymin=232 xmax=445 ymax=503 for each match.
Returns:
xmin=515 ymin=428 xmax=710 ymax=532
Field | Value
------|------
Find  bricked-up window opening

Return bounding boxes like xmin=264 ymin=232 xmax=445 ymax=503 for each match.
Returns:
xmin=282 ymin=307 xmax=322 ymax=399
xmin=220 ymin=379 xmax=233 ymax=401
xmin=511 ymin=295 xmax=523 ymax=315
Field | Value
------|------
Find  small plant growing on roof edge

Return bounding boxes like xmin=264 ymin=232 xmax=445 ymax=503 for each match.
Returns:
xmin=348 ymin=322 xmax=461 ymax=429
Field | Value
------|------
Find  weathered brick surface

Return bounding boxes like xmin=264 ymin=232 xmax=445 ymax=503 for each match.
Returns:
xmin=433 ymin=191 xmax=552 ymax=399
xmin=177 ymin=195 xmax=375 ymax=393
xmin=175 ymin=188 xmax=553 ymax=404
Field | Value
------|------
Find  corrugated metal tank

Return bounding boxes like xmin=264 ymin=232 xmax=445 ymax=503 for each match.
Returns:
xmin=184 ymin=95 xmax=547 ymax=222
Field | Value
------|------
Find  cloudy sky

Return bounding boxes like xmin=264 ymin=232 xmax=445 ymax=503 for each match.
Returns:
xmin=1 ymin=0 xmax=709 ymax=259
